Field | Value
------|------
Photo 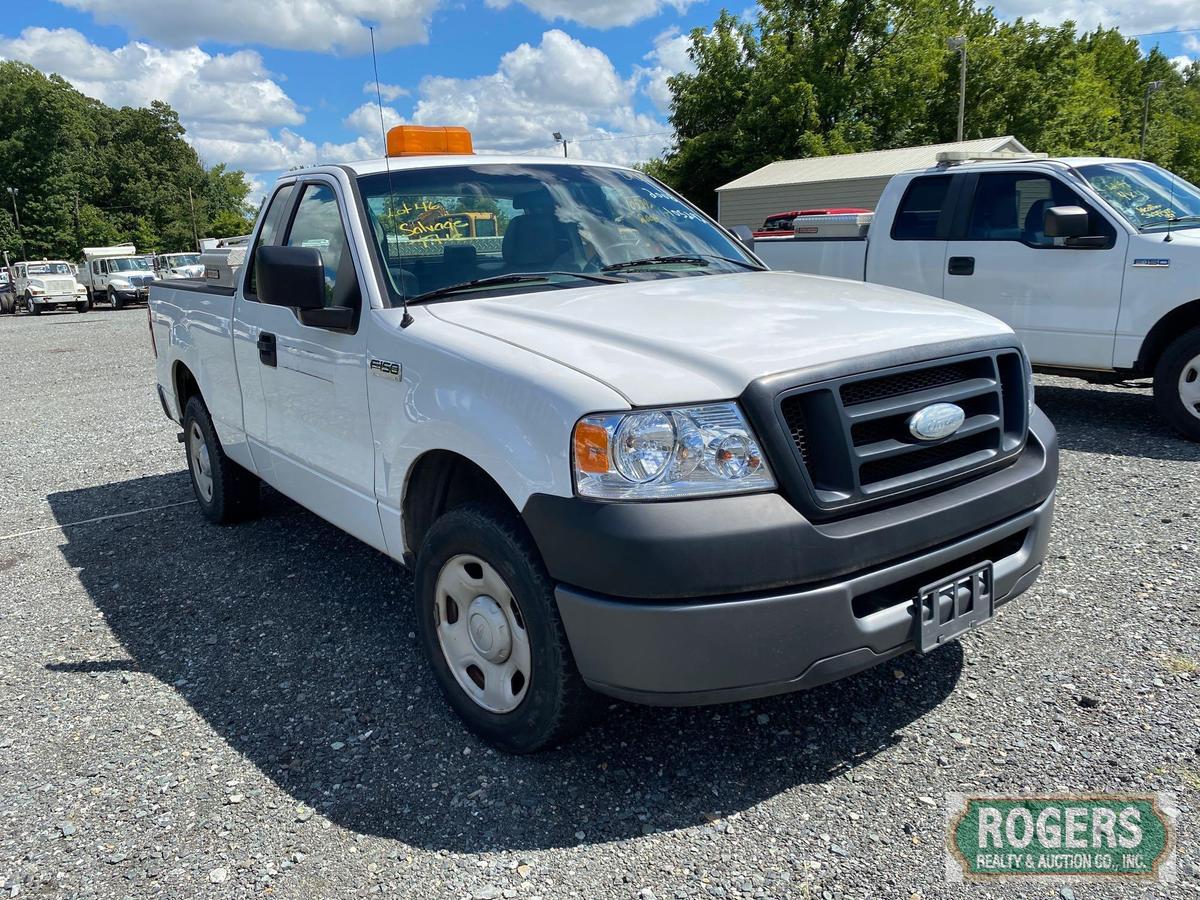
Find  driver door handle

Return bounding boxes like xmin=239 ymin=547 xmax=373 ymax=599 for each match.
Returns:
xmin=257 ymin=332 xmax=277 ymax=367
xmin=948 ymin=256 xmax=975 ymax=276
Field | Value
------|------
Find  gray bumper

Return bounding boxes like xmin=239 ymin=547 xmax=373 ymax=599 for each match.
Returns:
xmin=555 ymin=490 xmax=1052 ymax=705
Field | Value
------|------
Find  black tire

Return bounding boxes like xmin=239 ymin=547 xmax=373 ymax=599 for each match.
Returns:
xmin=76 ymin=299 xmax=89 ymax=313
xmin=414 ymin=503 xmax=594 ymax=753
xmin=1153 ymin=326 xmax=1200 ymax=441
xmin=110 ymin=290 xmax=124 ymax=310
xmin=25 ymin=294 xmax=40 ymax=316
xmin=182 ymin=395 xmax=261 ymax=524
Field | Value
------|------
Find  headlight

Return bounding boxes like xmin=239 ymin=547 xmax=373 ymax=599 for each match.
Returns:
xmin=572 ymin=402 xmax=775 ymax=500
xmin=1023 ymin=352 xmax=1035 ymax=420
xmin=75 ymin=284 xmax=86 ymax=293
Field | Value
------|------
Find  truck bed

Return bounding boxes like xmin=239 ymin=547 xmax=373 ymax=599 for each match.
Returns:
xmin=754 ymin=235 xmax=868 ymax=280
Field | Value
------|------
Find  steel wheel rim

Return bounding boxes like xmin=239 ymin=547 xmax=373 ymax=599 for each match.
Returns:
xmin=433 ymin=553 xmax=531 ymax=714
xmin=189 ymin=422 xmax=214 ymax=503
xmin=1180 ymin=353 xmax=1200 ymax=421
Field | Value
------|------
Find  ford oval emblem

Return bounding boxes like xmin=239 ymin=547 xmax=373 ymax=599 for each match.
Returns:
xmin=907 ymin=403 xmax=966 ymax=442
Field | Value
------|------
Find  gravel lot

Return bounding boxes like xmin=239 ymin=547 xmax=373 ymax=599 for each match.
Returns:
xmin=0 ymin=308 xmax=1197 ymax=900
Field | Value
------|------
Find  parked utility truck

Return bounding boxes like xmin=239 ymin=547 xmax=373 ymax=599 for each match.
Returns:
xmin=150 ymin=125 xmax=1058 ymax=752
xmin=154 ymin=252 xmax=204 ymax=280
xmin=3 ymin=259 xmax=89 ymax=314
xmin=80 ymin=245 xmax=155 ymax=309
xmin=754 ymin=153 xmax=1200 ymax=440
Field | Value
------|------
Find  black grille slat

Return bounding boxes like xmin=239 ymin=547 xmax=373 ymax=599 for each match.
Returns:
xmin=840 ymin=361 xmax=979 ymax=406
xmin=777 ymin=350 xmax=1026 ymax=514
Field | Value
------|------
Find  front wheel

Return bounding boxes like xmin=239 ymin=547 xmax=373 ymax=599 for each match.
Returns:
xmin=182 ymin=395 xmax=261 ymax=523
xmin=109 ymin=290 xmax=124 ymax=310
xmin=1153 ymin=327 xmax=1200 ymax=441
xmin=76 ymin=299 xmax=90 ymax=313
xmin=25 ymin=294 xmax=40 ymax=316
xmin=414 ymin=504 xmax=593 ymax=753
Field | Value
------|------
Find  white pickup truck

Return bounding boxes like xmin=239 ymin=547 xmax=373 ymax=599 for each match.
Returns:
xmin=755 ymin=155 xmax=1200 ymax=440
xmin=150 ymin=126 xmax=1058 ymax=752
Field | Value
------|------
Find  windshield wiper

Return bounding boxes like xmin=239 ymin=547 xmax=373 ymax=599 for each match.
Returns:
xmin=1139 ymin=215 xmax=1200 ymax=231
xmin=407 ymin=271 xmax=624 ymax=305
xmin=601 ymin=253 xmax=765 ymax=272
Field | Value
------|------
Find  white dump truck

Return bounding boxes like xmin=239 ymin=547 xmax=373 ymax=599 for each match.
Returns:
xmin=154 ymin=252 xmax=204 ymax=280
xmin=754 ymin=153 xmax=1200 ymax=440
xmin=80 ymin=245 xmax=155 ymax=309
xmin=149 ymin=125 xmax=1058 ymax=752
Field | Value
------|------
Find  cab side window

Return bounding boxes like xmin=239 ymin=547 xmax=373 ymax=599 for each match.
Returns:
xmin=966 ymin=173 xmax=1114 ymax=248
xmin=284 ymin=183 xmax=359 ymax=310
xmin=245 ymin=183 xmax=296 ymax=299
xmin=891 ymin=175 xmax=951 ymax=240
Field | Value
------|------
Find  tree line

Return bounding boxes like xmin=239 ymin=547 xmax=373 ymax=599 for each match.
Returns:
xmin=0 ymin=61 xmax=256 ymax=263
xmin=644 ymin=0 xmax=1200 ymax=214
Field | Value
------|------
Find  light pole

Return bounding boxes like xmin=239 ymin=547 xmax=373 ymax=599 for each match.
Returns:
xmin=947 ymin=35 xmax=967 ymax=142
xmin=6 ymin=187 xmax=28 ymax=261
xmin=552 ymin=131 xmax=569 ymax=158
xmin=1141 ymin=80 xmax=1165 ymax=158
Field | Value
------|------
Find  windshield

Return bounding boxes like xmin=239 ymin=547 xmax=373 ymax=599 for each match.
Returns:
xmin=109 ymin=257 xmax=152 ymax=272
xmin=1079 ymin=162 xmax=1200 ymax=231
xmin=166 ymin=254 xmax=200 ymax=266
xmin=25 ymin=263 xmax=72 ymax=275
xmin=357 ymin=163 xmax=758 ymax=302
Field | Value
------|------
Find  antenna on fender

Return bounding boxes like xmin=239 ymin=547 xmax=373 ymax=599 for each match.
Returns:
xmin=370 ymin=25 xmax=412 ymax=327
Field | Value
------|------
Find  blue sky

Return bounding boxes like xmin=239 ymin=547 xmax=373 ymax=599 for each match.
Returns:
xmin=1 ymin=0 xmax=1198 ymax=199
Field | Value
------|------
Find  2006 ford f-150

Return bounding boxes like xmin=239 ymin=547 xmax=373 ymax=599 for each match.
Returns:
xmin=150 ymin=125 xmax=1058 ymax=752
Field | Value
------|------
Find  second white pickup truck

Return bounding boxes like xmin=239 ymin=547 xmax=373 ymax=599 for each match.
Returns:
xmin=151 ymin=126 xmax=1058 ymax=752
xmin=755 ymin=154 xmax=1200 ymax=440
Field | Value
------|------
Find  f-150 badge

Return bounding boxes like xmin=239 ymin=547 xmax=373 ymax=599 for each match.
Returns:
xmin=1133 ymin=258 xmax=1170 ymax=268
xmin=369 ymin=359 xmax=402 ymax=381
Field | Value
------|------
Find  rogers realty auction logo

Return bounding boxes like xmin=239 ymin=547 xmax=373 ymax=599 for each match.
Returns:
xmin=946 ymin=794 xmax=1176 ymax=882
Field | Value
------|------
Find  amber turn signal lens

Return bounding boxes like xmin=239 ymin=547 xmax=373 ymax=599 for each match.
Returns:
xmin=573 ymin=421 xmax=610 ymax=474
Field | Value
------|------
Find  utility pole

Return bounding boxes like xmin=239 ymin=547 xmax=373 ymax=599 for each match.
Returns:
xmin=1141 ymin=80 xmax=1164 ymax=158
xmin=187 ymin=187 xmax=200 ymax=252
xmin=6 ymin=187 xmax=28 ymax=261
xmin=552 ymin=131 xmax=569 ymax=158
xmin=947 ymin=36 xmax=967 ymax=142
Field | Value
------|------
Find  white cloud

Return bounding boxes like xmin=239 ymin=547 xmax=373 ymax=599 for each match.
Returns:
xmin=484 ymin=0 xmax=698 ymax=29
xmin=639 ymin=27 xmax=695 ymax=112
xmin=0 ymin=27 xmax=302 ymax=129
xmin=992 ymin=0 xmax=1200 ymax=36
xmin=1170 ymin=54 xmax=1193 ymax=70
xmin=363 ymin=81 xmax=410 ymax=101
xmin=0 ymin=26 xmax=312 ymax=184
xmin=394 ymin=30 xmax=669 ymax=164
xmin=53 ymin=0 xmax=441 ymax=53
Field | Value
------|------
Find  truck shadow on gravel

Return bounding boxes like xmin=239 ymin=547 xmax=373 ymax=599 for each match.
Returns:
xmin=48 ymin=473 xmax=964 ymax=852
xmin=1033 ymin=381 xmax=1200 ymax=461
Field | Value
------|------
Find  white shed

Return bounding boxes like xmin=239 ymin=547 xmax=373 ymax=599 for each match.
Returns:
xmin=716 ymin=136 xmax=1030 ymax=228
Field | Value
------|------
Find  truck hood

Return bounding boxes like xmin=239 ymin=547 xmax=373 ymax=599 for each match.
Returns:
xmin=425 ymin=271 xmax=1016 ymax=406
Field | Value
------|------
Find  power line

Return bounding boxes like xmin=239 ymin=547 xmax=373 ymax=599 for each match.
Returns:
xmin=1125 ymin=26 xmax=1200 ymax=39
xmin=571 ymin=131 xmax=673 ymax=144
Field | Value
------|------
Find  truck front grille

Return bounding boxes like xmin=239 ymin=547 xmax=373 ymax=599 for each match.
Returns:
xmin=776 ymin=349 xmax=1027 ymax=514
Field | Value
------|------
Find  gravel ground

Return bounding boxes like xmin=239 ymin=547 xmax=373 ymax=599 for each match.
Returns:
xmin=0 ymin=308 xmax=1197 ymax=900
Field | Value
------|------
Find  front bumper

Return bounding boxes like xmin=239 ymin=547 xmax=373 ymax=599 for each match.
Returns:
xmin=524 ymin=409 xmax=1058 ymax=706
xmin=31 ymin=294 xmax=82 ymax=304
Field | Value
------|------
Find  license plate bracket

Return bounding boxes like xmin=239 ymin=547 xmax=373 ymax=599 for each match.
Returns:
xmin=914 ymin=561 xmax=994 ymax=654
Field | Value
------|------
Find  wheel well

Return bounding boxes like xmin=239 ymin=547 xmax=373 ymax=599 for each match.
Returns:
xmin=402 ymin=451 xmax=514 ymax=558
xmin=173 ymin=362 xmax=201 ymax=416
xmin=1139 ymin=299 xmax=1200 ymax=374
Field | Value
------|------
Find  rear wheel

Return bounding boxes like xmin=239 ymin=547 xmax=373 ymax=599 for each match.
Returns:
xmin=1153 ymin=327 xmax=1200 ymax=441
xmin=182 ymin=395 xmax=261 ymax=523
xmin=414 ymin=503 xmax=593 ymax=753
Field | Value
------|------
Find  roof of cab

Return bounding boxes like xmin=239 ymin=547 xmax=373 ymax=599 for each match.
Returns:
xmin=329 ymin=154 xmax=634 ymax=178
xmin=900 ymin=156 xmax=1142 ymax=178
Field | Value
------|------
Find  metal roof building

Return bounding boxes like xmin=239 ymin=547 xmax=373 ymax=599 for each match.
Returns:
xmin=715 ymin=136 xmax=1030 ymax=227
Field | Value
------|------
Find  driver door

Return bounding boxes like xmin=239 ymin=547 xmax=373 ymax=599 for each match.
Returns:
xmin=941 ymin=172 xmax=1127 ymax=369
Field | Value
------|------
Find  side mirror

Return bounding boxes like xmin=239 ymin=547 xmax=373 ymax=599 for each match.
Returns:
xmin=256 ymin=245 xmax=326 ymax=310
xmin=1043 ymin=205 xmax=1089 ymax=238
xmin=730 ymin=224 xmax=755 ymax=253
